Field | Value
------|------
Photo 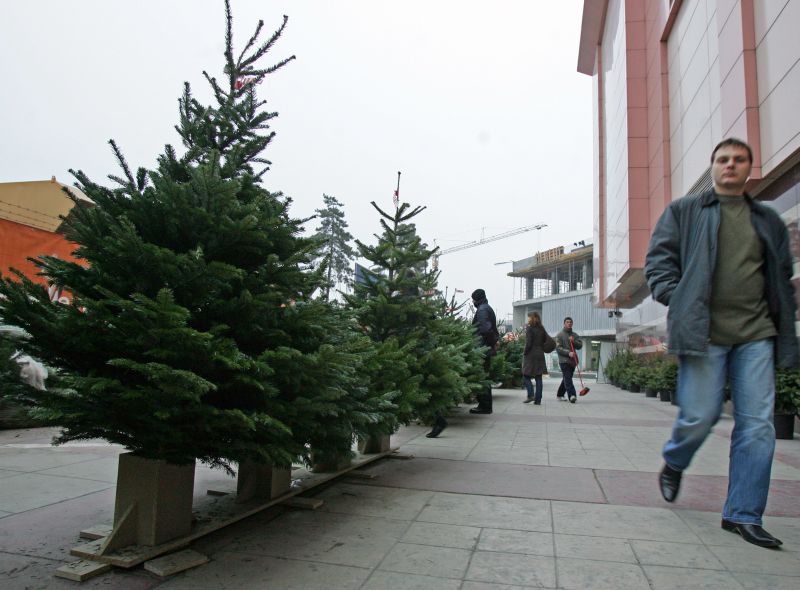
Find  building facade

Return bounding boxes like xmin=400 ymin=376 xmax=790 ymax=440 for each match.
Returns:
xmin=578 ymin=0 xmax=800 ymax=343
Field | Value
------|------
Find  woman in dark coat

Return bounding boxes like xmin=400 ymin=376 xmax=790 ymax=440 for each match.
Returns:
xmin=522 ymin=311 xmax=547 ymax=404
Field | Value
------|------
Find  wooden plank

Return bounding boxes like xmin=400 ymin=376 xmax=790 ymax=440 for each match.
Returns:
xmin=343 ymin=471 xmax=377 ymax=480
xmin=54 ymin=559 xmax=111 ymax=582
xmin=206 ymin=489 xmax=231 ymax=496
xmin=144 ymin=549 xmax=209 ymax=578
xmin=279 ymin=497 xmax=323 ymax=510
xmin=79 ymin=524 xmax=113 ymax=540
xmin=98 ymin=503 xmax=137 ymax=554
xmin=71 ymin=447 xmax=396 ymax=568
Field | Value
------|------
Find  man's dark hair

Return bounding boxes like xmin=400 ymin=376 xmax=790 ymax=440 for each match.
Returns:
xmin=710 ymin=137 xmax=753 ymax=164
xmin=563 ymin=316 xmax=573 ymax=323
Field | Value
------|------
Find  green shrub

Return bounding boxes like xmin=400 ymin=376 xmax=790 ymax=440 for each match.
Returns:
xmin=775 ymin=368 xmax=800 ymax=415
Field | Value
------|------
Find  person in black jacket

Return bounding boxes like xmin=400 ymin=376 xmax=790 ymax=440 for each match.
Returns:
xmin=470 ymin=288 xmax=499 ymax=414
xmin=645 ymin=137 xmax=798 ymax=549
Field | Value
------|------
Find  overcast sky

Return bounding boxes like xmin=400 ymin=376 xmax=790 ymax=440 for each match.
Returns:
xmin=0 ymin=0 xmax=593 ymax=322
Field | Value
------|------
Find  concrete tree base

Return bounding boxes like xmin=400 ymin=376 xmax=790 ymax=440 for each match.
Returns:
xmin=236 ymin=462 xmax=292 ymax=503
xmin=311 ymin=452 xmax=352 ymax=473
xmin=101 ymin=453 xmax=195 ymax=552
xmin=358 ymin=434 xmax=391 ymax=454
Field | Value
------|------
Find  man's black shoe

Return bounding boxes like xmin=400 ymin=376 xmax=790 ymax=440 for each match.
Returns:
xmin=721 ymin=520 xmax=783 ymax=548
xmin=557 ymin=396 xmax=566 ymax=401
xmin=569 ymin=395 xmax=576 ymax=403
xmin=469 ymin=408 xmax=492 ymax=414
xmin=659 ymin=463 xmax=682 ymax=502
xmin=426 ymin=417 xmax=448 ymax=438
xmin=533 ymin=401 xmax=541 ymax=405
xmin=523 ymin=398 xmax=534 ymax=404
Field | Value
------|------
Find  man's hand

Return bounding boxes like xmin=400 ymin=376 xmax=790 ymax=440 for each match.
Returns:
xmin=494 ymin=341 xmax=500 ymax=351
xmin=569 ymin=352 xmax=575 ymax=358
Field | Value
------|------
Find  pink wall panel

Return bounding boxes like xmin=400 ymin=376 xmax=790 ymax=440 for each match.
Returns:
xmin=625 ymin=0 xmax=645 ymax=22
xmin=628 ymin=107 xmax=648 ymax=137
xmin=626 ymin=77 xmax=648 ymax=107
xmin=628 ymin=229 xmax=651 ymax=267
xmin=648 ymin=145 xmax=664 ymax=190
xmin=629 ymin=198 xmax=650 ymax=230
xmin=628 ymin=168 xmax=649 ymax=200
xmin=626 ymin=18 xmax=647 ymax=49
xmin=628 ymin=49 xmax=647 ymax=77
xmin=628 ymin=137 xmax=649 ymax=168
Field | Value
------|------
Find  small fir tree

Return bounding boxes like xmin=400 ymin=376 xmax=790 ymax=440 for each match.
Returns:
xmin=312 ymin=194 xmax=356 ymax=301
xmin=0 ymin=1 xmax=390 ymax=470
xmin=346 ymin=201 xmax=481 ymax=425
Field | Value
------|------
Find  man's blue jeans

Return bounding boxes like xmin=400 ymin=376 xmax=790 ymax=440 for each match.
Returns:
xmin=559 ymin=363 xmax=576 ymax=398
xmin=663 ymin=338 xmax=776 ymax=525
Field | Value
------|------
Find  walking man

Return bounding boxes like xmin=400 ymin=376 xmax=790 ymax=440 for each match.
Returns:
xmin=470 ymin=288 xmax=499 ymax=414
xmin=555 ymin=317 xmax=582 ymax=403
xmin=645 ymin=137 xmax=798 ymax=548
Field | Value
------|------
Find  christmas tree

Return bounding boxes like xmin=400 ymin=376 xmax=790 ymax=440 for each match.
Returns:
xmin=346 ymin=201 xmax=481 ymax=425
xmin=0 ymin=1 xmax=389 ymax=470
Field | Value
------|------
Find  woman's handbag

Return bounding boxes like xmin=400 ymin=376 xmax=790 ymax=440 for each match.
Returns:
xmin=543 ymin=333 xmax=556 ymax=353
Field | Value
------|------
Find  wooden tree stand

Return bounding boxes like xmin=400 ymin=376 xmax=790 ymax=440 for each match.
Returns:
xmin=311 ymin=453 xmax=352 ymax=473
xmin=102 ymin=453 xmax=195 ymax=551
xmin=236 ymin=462 xmax=292 ymax=503
xmin=68 ymin=443 xmax=400 ymax=573
xmin=358 ymin=434 xmax=391 ymax=454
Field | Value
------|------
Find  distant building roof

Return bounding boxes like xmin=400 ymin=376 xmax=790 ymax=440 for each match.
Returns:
xmin=509 ymin=244 xmax=592 ymax=277
xmin=0 ymin=177 xmax=93 ymax=233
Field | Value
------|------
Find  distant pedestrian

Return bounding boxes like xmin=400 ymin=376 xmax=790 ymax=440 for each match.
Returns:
xmin=470 ymin=288 xmax=500 ymax=414
xmin=555 ymin=317 xmax=582 ymax=403
xmin=522 ymin=311 xmax=548 ymax=405
xmin=645 ymin=137 xmax=797 ymax=548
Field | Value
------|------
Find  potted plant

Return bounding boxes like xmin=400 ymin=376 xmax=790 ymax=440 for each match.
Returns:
xmin=604 ymin=348 xmax=632 ymax=389
xmin=603 ymin=354 xmax=619 ymax=387
xmin=628 ymin=357 xmax=648 ymax=394
xmin=663 ymin=361 xmax=678 ymax=405
xmin=774 ymin=368 xmax=800 ymax=439
xmin=644 ymin=357 xmax=664 ymax=398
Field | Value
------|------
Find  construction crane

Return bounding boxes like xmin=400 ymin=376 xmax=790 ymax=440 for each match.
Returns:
xmin=431 ymin=223 xmax=547 ymax=269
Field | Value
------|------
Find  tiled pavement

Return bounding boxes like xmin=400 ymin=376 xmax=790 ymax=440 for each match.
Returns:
xmin=1 ymin=379 xmax=799 ymax=589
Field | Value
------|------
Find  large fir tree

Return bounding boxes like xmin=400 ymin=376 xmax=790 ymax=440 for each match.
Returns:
xmin=0 ymin=1 xmax=391 ymax=470
xmin=312 ymin=194 xmax=356 ymax=301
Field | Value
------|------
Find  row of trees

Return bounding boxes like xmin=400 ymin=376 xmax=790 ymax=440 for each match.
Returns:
xmin=0 ymin=2 xmax=486 ymax=472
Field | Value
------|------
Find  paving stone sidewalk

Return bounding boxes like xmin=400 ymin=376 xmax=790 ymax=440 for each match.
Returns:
xmin=1 ymin=379 xmax=799 ymax=589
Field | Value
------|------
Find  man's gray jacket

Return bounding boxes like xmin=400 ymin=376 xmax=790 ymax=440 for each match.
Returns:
xmin=555 ymin=330 xmax=582 ymax=367
xmin=644 ymin=189 xmax=798 ymax=368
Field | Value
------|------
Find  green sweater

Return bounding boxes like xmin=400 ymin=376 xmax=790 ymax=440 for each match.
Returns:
xmin=709 ymin=195 xmax=776 ymax=345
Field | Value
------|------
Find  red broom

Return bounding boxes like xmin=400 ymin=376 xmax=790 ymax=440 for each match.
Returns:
xmin=570 ymin=338 xmax=590 ymax=396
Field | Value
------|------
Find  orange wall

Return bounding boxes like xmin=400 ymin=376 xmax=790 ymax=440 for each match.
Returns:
xmin=0 ymin=218 xmax=81 ymax=299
